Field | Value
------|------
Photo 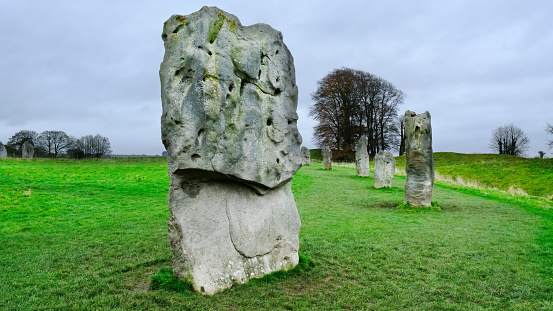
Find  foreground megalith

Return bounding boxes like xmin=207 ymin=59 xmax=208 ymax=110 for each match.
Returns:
xmin=355 ymin=136 xmax=370 ymax=177
xmin=322 ymin=147 xmax=332 ymax=170
xmin=22 ymin=141 xmax=34 ymax=159
xmin=160 ymin=6 xmax=302 ymax=295
xmin=0 ymin=142 xmax=7 ymax=158
xmin=404 ymin=110 xmax=434 ymax=206
xmin=301 ymin=146 xmax=310 ymax=165
xmin=374 ymin=151 xmax=395 ymax=188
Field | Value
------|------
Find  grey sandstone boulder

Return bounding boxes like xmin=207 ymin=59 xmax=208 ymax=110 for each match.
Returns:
xmin=374 ymin=151 xmax=395 ymax=188
xmin=301 ymin=146 xmax=310 ymax=165
xmin=355 ymin=136 xmax=370 ymax=177
xmin=404 ymin=110 xmax=434 ymax=207
xmin=22 ymin=141 xmax=34 ymax=159
xmin=0 ymin=142 xmax=7 ymax=158
xmin=160 ymin=6 xmax=302 ymax=295
xmin=322 ymin=147 xmax=332 ymax=170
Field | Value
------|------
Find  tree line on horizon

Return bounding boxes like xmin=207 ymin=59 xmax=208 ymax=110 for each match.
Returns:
xmin=311 ymin=68 xmax=553 ymax=160
xmin=2 ymin=130 xmax=112 ymax=159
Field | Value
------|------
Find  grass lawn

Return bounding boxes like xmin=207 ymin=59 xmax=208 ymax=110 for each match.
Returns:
xmin=1 ymin=158 xmax=552 ymax=310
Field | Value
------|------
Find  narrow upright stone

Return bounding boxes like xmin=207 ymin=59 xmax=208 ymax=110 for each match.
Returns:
xmin=404 ymin=110 xmax=434 ymax=206
xmin=301 ymin=146 xmax=310 ymax=165
xmin=322 ymin=147 xmax=332 ymax=170
xmin=355 ymin=136 xmax=370 ymax=177
xmin=0 ymin=142 xmax=7 ymax=158
xmin=21 ymin=141 xmax=34 ymax=159
xmin=374 ymin=151 xmax=395 ymax=188
xmin=160 ymin=6 xmax=302 ymax=295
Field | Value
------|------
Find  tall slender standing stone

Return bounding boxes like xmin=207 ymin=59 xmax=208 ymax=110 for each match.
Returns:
xmin=160 ymin=6 xmax=302 ymax=295
xmin=355 ymin=136 xmax=370 ymax=177
xmin=374 ymin=150 xmax=395 ymax=188
xmin=21 ymin=141 xmax=34 ymax=159
xmin=322 ymin=147 xmax=332 ymax=170
xmin=404 ymin=110 xmax=434 ymax=206
xmin=301 ymin=146 xmax=310 ymax=165
xmin=0 ymin=142 xmax=7 ymax=158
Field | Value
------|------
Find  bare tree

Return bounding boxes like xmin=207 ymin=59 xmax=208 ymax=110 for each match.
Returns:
xmin=310 ymin=67 xmax=404 ymax=160
xmin=37 ymin=131 xmax=69 ymax=157
xmin=547 ymin=123 xmax=553 ymax=150
xmin=489 ymin=124 xmax=530 ymax=156
xmin=538 ymin=151 xmax=546 ymax=159
xmin=69 ymin=134 xmax=112 ymax=158
xmin=6 ymin=130 xmax=38 ymax=157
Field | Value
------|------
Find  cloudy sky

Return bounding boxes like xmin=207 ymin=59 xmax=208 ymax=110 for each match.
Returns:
xmin=1 ymin=0 xmax=552 ymax=156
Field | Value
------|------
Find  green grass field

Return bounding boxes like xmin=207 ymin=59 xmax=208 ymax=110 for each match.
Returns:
xmin=1 ymin=156 xmax=552 ymax=310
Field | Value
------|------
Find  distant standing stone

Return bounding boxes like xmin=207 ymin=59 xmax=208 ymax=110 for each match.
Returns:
xmin=374 ymin=151 xmax=395 ymax=188
xmin=355 ymin=136 xmax=370 ymax=177
xmin=301 ymin=146 xmax=310 ymax=165
xmin=0 ymin=142 xmax=7 ymax=158
xmin=322 ymin=147 xmax=332 ymax=170
xmin=21 ymin=141 xmax=34 ymax=159
xmin=404 ymin=110 xmax=434 ymax=206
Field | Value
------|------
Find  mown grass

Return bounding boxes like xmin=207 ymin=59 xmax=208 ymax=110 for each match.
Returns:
xmin=1 ymin=157 xmax=552 ymax=310
xmin=395 ymin=152 xmax=553 ymax=197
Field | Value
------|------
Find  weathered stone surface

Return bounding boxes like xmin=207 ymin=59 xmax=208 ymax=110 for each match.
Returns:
xmin=160 ymin=6 xmax=301 ymax=295
xmin=374 ymin=151 xmax=395 ymax=188
xmin=160 ymin=6 xmax=302 ymax=194
xmin=0 ymin=142 xmax=7 ymax=158
xmin=404 ymin=110 xmax=434 ymax=206
xmin=21 ymin=141 xmax=34 ymax=159
xmin=301 ymin=146 xmax=310 ymax=165
xmin=322 ymin=147 xmax=332 ymax=170
xmin=355 ymin=136 xmax=370 ymax=177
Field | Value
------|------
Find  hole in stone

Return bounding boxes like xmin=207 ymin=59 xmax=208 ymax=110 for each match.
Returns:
xmin=175 ymin=69 xmax=180 ymax=76
xmin=208 ymin=51 xmax=212 ymax=56
xmin=210 ymin=39 xmax=214 ymax=44
xmin=276 ymin=158 xmax=280 ymax=164
xmin=258 ymin=69 xmax=262 ymax=78
xmin=275 ymin=50 xmax=279 ymax=55
xmin=201 ymin=286 xmax=205 ymax=293
xmin=276 ymin=77 xmax=280 ymax=82
xmin=162 ymin=34 xmax=167 ymax=41
xmin=229 ymin=84 xmax=234 ymax=92
xmin=288 ymin=120 xmax=292 ymax=125
xmin=266 ymin=118 xmax=273 ymax=126
xmin=274 ymin=88 xmax=282 ymax=95
xmin=198 ymin=46 xmax=202 ymax=49
xmin=192 ymin=154 xmax=201 ymax=160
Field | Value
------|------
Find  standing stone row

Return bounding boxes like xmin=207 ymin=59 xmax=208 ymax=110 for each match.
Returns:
xmin=160 ymin=6 xmax=302 ymax=295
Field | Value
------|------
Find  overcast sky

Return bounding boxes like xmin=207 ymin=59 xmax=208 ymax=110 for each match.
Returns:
xmin=1 ymin=1 xmax=552 ymax=156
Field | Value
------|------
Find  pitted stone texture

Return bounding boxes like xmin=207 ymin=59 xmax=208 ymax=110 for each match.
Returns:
xmin=160 ymin=6 xmax=302 ymax=295
xmin=355 ymin=136 xmax=370 ymax=177
xmin=322 ymin=147 xmax=332 ymax=170
xmin=0 ymin=142 xmax=7 ymax=158
xmin=404 ymin=110 xmax=434 ymax=206
xmin=301 ymin=146 xmax=310 ymax=165
xmin=168 ymin=179 xmax=300 ymax=295
xmin=160 ymin=6 xmax=302 ymax=194
xmin=374 ymin=151 xmax=395 ymax=188
xmin=22 ymin=141 xmax=34 ymax=159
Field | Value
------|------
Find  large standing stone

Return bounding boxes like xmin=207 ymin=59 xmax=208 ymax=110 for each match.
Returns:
xmin=322 ymin=147 xmax=332 ymax=170
xmin=355 ymin=136 xmax=370 ymax=177
xmin=404 ymin=110 xmax=434 ymax=206
xmin=374 ymin=151 xmax=395 ymax=188
xmin=160 ymin=6 xmax=302 ymax=295
xmin=21 ymin=141 xmax=34 ymax=159
xmin=301 ymin=146 xmax=310 ymax=165
xmin=0 ymin=142 xmax=7 ymax=158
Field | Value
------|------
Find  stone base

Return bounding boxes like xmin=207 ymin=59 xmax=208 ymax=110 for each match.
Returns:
xmin=168 ymin=180 xmax=300 ymax=295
